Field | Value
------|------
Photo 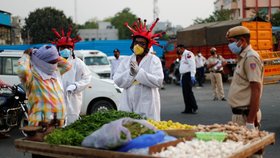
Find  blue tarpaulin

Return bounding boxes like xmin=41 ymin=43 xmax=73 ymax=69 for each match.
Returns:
xmin=0 ymin=40 xmax=167 ymax=57
xmin=272 ymin=26 xmax=280 ymax=33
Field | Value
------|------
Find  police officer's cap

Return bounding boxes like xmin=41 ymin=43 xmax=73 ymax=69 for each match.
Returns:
xmin=113 ymin=49 xmax=120 ymax=52
xmin=226 ymin=26 xmax=250 ymax=38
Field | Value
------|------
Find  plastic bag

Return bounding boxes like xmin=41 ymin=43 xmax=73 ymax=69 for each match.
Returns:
xmin=117 ymin=130 xmax=166 ymax=152
xmin=126 ymin=134 xmax=177 ymax=155
xmin=81 ymin=117 xmax=156 ymax=149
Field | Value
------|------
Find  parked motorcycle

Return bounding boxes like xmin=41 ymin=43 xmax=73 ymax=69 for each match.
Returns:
xmin=0 ymin=84 xmax=28 ymax=136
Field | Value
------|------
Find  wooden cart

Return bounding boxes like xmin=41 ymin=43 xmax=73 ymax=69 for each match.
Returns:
xmin=15 ymin=133 xmax=275 ymax=158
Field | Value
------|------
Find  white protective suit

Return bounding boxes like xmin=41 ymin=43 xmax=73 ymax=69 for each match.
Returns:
xmin=62 ymin=55 xmax=91 ymax=125
xmin=113 ymin=53 xmax=164 ymax=121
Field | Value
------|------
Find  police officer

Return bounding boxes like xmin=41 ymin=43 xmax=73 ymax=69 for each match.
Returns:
xmin=226 ymin=26 xmax=263 ymax=130
xmin=206 ymin=47 xmax=227 ymax=101
xmin=177 ymin=44 xmax=198 ymax=114
xmin=195 ymin=52 xmax=206 ymax=87
xmin=110 ymin=48 xmax=122 ymax=79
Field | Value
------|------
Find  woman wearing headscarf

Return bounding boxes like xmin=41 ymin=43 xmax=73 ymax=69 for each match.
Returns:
xmin=17 ymin=45 xmax=71 ymax=127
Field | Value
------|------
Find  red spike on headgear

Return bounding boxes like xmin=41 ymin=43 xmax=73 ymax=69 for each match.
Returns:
xmin=52 ymin=28 xmax=61 ymax=38
xmin=51 ymin=27 xmax=81 ymax=48
xmin=61 ymin=29 xmax=65 ymax=37
xmin=124 ymin=18 xmax=163 ymax=48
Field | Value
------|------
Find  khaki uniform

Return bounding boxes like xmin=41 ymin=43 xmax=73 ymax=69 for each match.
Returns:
xmin=228 ymin=45 xmax=263 ymax=126
xmin=207 ymin=55 xmax=226 ymax=99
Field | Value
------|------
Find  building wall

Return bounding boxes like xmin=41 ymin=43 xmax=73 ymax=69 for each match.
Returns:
xmin=78 ymin=21 xmax=118 ymax=41
xmin=11 ymin=16 xmax=23 ymax=45
xmin=0 ymin=10 xmax=12 ymax=45
xmin=78 ymin=29 xmax=118 ymax=41
xmin=215 ymin=0 xmax=280 ymax=19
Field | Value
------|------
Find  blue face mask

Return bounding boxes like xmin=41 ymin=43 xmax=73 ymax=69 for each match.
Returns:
xmin=228 ymin=41 xmax=242 ymax=55
xmin=59 ymin=49 xmax=71 ymax=58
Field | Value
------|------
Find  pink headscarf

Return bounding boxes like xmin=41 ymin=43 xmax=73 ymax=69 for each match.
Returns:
xmin=31 ymin=45 xmax=59 ymax=78
xmin=33 ymin=45 xmax=59 ymax=63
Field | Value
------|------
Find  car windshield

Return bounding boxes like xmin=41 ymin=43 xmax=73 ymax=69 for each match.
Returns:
xmin=84 ymin=56 xmax=109 ymax=65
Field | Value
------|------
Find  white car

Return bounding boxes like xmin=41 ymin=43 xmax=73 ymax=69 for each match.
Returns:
xmin=75 ymin=50 xmax=111 ymax=79
xmin=0 ymin=50 xmax=121 ymax=114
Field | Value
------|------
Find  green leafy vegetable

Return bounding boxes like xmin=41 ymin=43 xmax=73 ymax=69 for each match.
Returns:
xmin=44 ymin=110 xmax=144 ymax=146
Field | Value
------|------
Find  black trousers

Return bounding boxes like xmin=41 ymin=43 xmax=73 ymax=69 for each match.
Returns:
xmin=181 ymin=72 xmax=198 ymax=112
xmin=196 ymin=67 xmax=205 ymax=86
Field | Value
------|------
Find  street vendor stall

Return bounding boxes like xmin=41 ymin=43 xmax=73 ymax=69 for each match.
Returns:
xmin=15 ymin=131 xmax=275 ymax=158
xmin=15 ymin=111 xmax=276 ymax=158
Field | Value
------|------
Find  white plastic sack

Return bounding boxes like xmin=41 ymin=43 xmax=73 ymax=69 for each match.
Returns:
xmin=81 ymin=117 xmax=156 ymax=149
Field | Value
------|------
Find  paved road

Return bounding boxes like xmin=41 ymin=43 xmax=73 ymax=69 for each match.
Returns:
xmin=0 ymin=80 xmax=279 ymax=158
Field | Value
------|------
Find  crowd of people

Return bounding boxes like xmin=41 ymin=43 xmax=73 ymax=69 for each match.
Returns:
xmin=110 ymin=23 xmax=263 ymax=134
xmin=0 ymin=16 xmax=263 ymax=146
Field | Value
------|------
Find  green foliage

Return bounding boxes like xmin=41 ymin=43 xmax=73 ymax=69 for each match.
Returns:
xmin=44 ymin=110 xmax=144 ymax=146
xmin=109 ymin=8 xmax=138 ymax=39
xmin=78 ymin=18 xmax=98 ymax=29
xmin=193 ymin=9 xmax=231 ymax=24
xmin=22 ymin=7 xmax=78 ymax=44
xmin=271 ymin=11 xmax=280 ymax=26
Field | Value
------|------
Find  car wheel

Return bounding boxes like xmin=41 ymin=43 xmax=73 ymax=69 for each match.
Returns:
xmin=88 ymin=100 xmax=116 ymax=114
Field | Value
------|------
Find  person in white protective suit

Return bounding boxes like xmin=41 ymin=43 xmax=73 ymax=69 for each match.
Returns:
xmin=113 ymin=18 xmax=165 ymax=121
xmin=52 ymin=27 xmax=92 ymax=125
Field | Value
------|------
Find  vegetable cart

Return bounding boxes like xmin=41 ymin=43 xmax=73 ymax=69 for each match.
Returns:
xmin=15 ymin=132 xmax=275 ymax=158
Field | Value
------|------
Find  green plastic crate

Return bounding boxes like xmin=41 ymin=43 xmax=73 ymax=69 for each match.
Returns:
xmin=195 ymin=132 xmax=227 ymax=142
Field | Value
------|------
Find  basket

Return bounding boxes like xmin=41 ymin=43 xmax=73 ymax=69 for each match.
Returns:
xmin=195 ymin=132 xmax=227 ymax=142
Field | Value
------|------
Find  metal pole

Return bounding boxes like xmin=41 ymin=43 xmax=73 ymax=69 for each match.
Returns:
xmin=74 ymin=0 xmax=77 ymax=23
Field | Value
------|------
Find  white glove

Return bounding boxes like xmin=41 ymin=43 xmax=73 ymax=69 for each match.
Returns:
xmin=130 ymin=61 xmax=139 ymax=76
xmin=246 ymin=123 xmax=255 ymax=130
xmin=66 ymin=84 xmax=76 ymax=92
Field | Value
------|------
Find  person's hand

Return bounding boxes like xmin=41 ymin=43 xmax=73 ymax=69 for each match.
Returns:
xmin=246 ymin=123 xmax=255 ymax=130
xmin=130 ymin=61 xmax=139 ymax=76
xmin=66 ymin=84 xmax=76 ymax=92
xmin=191 ymin=76 xmax=196 ymax=85
xmin=24 ymin=49 xmax=32 ymax=55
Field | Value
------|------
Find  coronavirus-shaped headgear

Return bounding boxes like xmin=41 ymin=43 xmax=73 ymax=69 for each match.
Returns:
xmin=51 ymin=27 xmax=81 ymax=48
xmin=124 ymin=18 xmax=165 ymax=49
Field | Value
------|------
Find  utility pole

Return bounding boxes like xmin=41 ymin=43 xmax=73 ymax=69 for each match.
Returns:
xmin=74 ymin=0 xmax=77 ymax=23
xmin=153 ymin=0 xmax=159 ymax=20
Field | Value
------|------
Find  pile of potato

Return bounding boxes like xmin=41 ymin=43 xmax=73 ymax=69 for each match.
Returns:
xmin=196 ymin=122 xmax=269 ymax=144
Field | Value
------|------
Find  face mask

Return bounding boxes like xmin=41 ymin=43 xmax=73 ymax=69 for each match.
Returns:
xmin=133 ymin=44 xmax=144 ymax=55
xmin=114 ymin=53 xmax=119 ymax=59
xmin=60 ymin=48 xmax=71 ymax=58
xmin=210 ymin=51 xmax=215 ymax=55
xmin=228 ymin=41 xmax=242 ymax=55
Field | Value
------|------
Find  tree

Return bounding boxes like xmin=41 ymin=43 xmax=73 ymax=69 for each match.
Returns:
xmin=108 ymin=8 xmax=138 ymax=39
xmin=271 ymin=11 xmax=280 ymax=26
xmin=193 ymin=9 xmax=231 ymax=24
xmin=22 ymin=7 xmax=78 ymax=44
xmin=78 ymin=18 xmax=98 ymax=29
